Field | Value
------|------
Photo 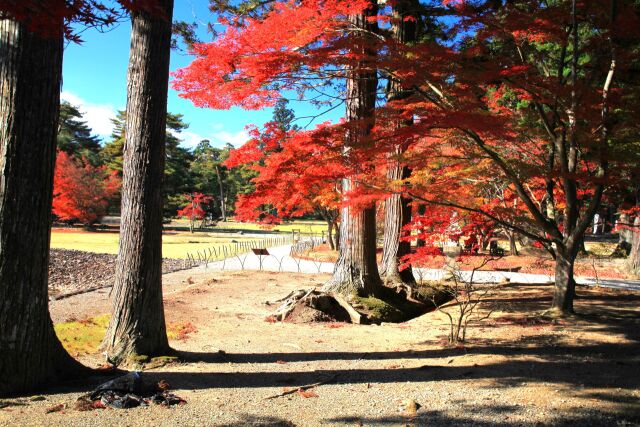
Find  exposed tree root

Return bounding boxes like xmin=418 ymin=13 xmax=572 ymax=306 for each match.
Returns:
xmin=271 ymin=283 xmax=452 ymax=324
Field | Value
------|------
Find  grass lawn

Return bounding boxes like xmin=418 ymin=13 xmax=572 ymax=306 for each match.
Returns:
xmin=169 ymin=218 xmax=328 ymax=235
xmin=50 ymin=219 xmax=326 ymax=259
xmin=50 ymin=229 xmax=274 ymax=259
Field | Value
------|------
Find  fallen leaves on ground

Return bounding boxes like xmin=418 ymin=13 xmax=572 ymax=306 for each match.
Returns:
xmin=45 ymin=403 xmax=65 ymax=414
xmin=297 ymin=389 xmax=319 ymax=398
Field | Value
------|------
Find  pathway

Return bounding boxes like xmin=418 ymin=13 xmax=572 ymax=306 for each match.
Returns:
xmin=193 ymin=244 xmax=640 ymax=292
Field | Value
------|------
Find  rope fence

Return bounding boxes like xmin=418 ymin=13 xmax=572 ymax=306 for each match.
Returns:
xmin=183 ymin=233 xmax=328 ymax=272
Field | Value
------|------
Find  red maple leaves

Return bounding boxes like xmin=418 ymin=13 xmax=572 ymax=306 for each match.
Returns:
xmin=177 ymin=193 xmax=213 ymax=232
xmin=52 ymin=151 xmax=120 ymax=225
xmin=175 ymin=0 xmax=640 ymax=275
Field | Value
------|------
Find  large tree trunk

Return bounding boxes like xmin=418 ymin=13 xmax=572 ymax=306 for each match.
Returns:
xmin=102 ymin=1 xmax=174 ymax=364
xmin=380 ymin=162 xmax=414 ymax=284
xmin=380 ymin=0 xmax=418 ymax=285
xmin=628 ymin=216 xmax=640 ymax=275
xmin=0 ymin=18 xmax=86 ymax=396
xmin=551 ymin=245 xmax=578 ymax=314
xmin=323 ymin=1 xmax=381 ymax=296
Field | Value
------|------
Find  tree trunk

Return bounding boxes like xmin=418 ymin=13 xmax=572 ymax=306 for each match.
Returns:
xmin=619 ymin=213 xmax=632 ymax=245
xmin=380 ymin=0 xmax=417 ymax=285
xmin=323 ymin=1 xmax=381 ymax=296
xmin=0 ymin=18 xmax=86 ymax=396
xmin=326 ymin=219 xmax=335 ymax=250
xmin=551 ymin=245 xmax=577 ymax=314
xmin=508 ymin=232 xmax=518 ymax=256
xmin=380 ymin=163 xmax=414 ymax=284
xmin=102 ymin=1 xmax=174 ymax=364
xmin=628 ymin=216 xmax=640 ymax=275
xmin=215 ymin=164 xmax=226 ymax=221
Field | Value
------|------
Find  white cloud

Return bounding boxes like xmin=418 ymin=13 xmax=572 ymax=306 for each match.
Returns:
xmin=210 ymin=129 xmax=249 ymax=147
xmin=177 ymin=128 xmax=249 ymax=149
xmin=61 ymin=91 xmax=119 ymax=138
xmin=60 ymin=91 xmax=249 ymax=149
xmin=179 ymin=131 xmax=208 ymax=148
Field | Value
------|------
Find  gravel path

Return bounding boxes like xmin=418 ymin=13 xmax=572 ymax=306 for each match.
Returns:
xmin=3 ymin=270 xmax=639 ymax=426
xmin=194 ymin=244 xmax=640 ymax=291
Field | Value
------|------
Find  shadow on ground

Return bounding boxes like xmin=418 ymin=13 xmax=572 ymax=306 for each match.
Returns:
xmin=41 ymin=283 xmax=640 ymax=425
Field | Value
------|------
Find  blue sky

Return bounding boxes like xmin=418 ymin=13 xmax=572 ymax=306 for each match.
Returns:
xmin=61 ymin=1 xmax=342 ymax=149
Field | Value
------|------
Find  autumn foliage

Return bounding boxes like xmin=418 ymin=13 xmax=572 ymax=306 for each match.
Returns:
xmin=225 ymin=121 xmax=342 ymax=223
xmin=175 ymin=0 xmax=640 ymax=312
xmin=52 ymin=151 xmax=120 ymax=225
xmin=177 ymin=192 xmax=213 ymax=232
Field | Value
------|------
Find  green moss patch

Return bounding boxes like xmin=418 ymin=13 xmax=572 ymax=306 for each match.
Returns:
xmin=415 ymin=282 xmax=453 ymax=306
xmin=54 ymin=315 xmax=110 ymax=356
xmin=352 ymin=296 xmax=405 ymax=323
xmin=54 ymin=315 xmax=197 ymax=357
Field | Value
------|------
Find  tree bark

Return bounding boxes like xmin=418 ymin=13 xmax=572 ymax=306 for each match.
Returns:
xmin=0 ymin=18 xmax=86 ymax=396
xmin=380 ymin=0 xmax=418 ymax=285
xmin=628 ymin=216 xmax=640 ymax=275
xmin=551 ymin=245 xmax=577 ymax=313
xmin=380 ymin=163 xmax=414 ymax=283
xmin=508 ymin=231 xmax=519 ymax=256
xmin=323 ymin=1 xmax=382 ymax=296
xmin=102 ymin=0 xmax=174 ymax=364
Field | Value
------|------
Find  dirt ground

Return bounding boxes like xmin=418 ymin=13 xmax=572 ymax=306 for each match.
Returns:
xmin=2 ymin=268 xmax=640 ymax=426
xmin=48 ymin=249 xmax=186 ymax=297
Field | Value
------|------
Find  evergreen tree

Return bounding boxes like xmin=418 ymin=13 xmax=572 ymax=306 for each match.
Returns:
xmin=57 ymin=101 xmax=102 ymax=165
xmin=101 ymin=110 xmax=194 ymax=216
xmin=101 ymin=110 xmax=126 ymax=175
xmin=164 ymin=113 xmax=194 ymax=216
xmin=271 ymin=98 xmax=299 ymax=133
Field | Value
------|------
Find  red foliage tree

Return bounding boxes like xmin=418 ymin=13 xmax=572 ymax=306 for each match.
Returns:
xmin=385 ymin=0 xmax=640 ymax=314
xmin=226 ymin=121 xmax=342 ymax=248
xmin=52 ymin=151 xmax=120 ymax=225
xmin=175 ymin=0 xmax=387 ymax=295
xmin=174 ymin=0 xmax=640 ymax=314
xmin=177 ymin=192 xmax=214 ymax=232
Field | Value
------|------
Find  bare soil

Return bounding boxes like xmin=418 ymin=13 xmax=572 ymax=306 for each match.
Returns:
xmin=2 ymin=269 xmax=639 ymax=426
xmin=48 ymin=249 xmax=186 ymax=298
